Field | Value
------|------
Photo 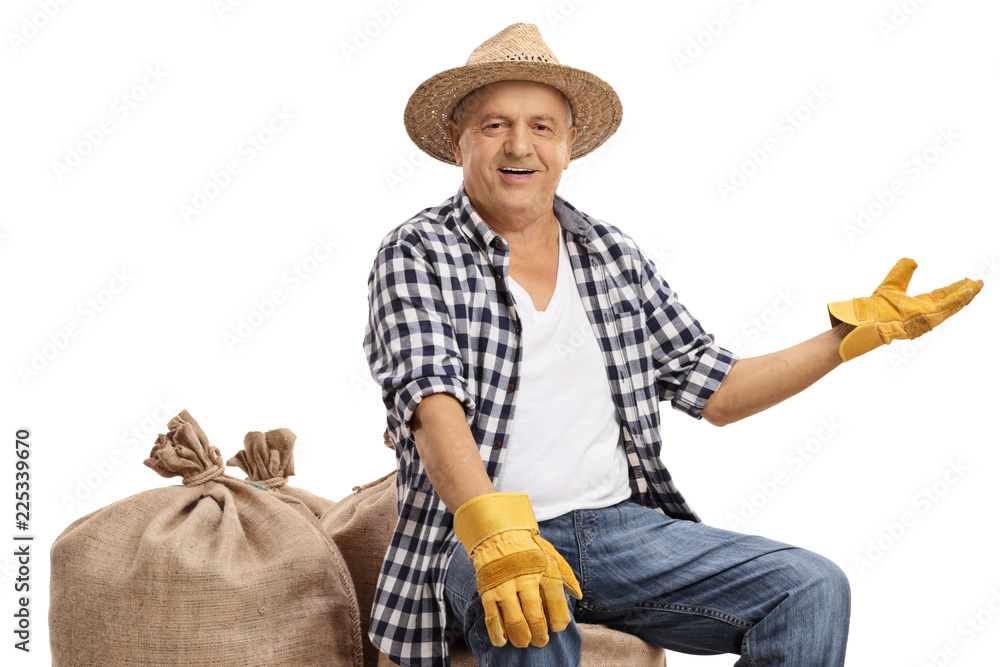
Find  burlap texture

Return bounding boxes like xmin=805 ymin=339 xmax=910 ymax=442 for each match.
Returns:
xmin=49 ymin=410 xmax=364 ymax=666
xmin=321 ymin=469 xmax=398 ymax=667
xmin=227 ymin=426 xmax=337 ymax=517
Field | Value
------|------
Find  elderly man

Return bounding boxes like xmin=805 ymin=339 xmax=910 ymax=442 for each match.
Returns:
xmin=363 ymin=23 xmax=982 ymax=667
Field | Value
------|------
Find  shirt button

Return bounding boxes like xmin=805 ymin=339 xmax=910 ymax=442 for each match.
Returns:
xmin=494 ymin=238 xmax=505 ymax=250
xmin=492 ymin=440 xmax=502 ymax=450
xmin=447 ymin=547 xmax=454 ymax=556
xmin=507 ymin=382 xmax=515 ymax=391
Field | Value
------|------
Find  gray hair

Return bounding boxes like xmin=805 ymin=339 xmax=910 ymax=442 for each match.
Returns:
xmin=451 ymin=87 xmax=574 ymax=128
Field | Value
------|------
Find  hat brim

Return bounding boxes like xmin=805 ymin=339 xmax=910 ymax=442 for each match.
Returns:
xmin=403 ymin=61 xmax=623 ymax=166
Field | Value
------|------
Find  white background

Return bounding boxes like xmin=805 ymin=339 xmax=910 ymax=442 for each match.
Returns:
xmin=3 ymin=1 xmax=998 ymax=665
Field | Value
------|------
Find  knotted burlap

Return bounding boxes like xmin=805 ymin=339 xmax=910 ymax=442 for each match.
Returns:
xmin=227 ymin=426 xmax=337 ymax=517
xmin=49 ymin=409 xmax=364 ymax=666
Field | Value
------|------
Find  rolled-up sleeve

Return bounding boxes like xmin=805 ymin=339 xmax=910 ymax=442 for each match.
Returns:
xmin=634 ymin=245 xmax=738 ymax=419
xmin=363 ymin=238 xmax=477 ymax=442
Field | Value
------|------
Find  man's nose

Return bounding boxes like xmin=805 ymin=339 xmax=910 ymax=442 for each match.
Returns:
xmin=504 ymin=123 xmax=533 ymax=157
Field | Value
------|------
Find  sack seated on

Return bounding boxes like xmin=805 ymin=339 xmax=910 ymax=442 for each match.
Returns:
xmin=321 ymin=468 xmax=397 ymax=667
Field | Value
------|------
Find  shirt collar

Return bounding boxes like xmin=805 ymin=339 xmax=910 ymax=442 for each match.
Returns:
xmin=454 ymin=183 xmax=599 ymax=254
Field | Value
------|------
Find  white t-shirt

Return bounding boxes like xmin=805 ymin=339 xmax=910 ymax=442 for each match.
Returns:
xmin=494 ymin=230 xmax=632 ymax=522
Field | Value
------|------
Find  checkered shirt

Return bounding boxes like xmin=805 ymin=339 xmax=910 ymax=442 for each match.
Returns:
xmin=363 ymin=184 xmax=737 ymax=666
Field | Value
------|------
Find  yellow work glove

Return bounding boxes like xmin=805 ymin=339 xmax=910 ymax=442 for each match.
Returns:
xmin=452 ymin=492 xmax=582 ymax=649
xmin=827 ymin=257 xmax=983 ymax=362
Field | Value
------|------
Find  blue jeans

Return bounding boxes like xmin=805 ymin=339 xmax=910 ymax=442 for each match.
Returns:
xmin=444 ymin=499 xmax=850 ymax=666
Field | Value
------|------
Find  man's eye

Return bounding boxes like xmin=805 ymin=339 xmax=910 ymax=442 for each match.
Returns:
xmin=536 ymin=125 xmax=549 ymax=131
xmin=486 ymin=123 xmax=502 ymax=129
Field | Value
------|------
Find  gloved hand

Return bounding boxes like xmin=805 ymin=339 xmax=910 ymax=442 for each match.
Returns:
xmin=452 ymin=492 xmax=582 ymax=648
xmin=827 ymin=257 xmax=983 ymax=362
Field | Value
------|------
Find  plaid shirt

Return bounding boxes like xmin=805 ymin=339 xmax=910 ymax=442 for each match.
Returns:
xmin=363 ymin=184 xmax=737 ymax=666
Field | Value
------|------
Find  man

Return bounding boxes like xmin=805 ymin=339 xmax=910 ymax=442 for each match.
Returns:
xmin=363 ymin=23 xmax=982 ymax=666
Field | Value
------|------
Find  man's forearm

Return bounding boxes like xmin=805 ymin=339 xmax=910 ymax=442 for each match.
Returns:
xmin=410 ymin=392 xmax=497 ymax=514
xmin=701 ymin=323 xmax=853 ymax=427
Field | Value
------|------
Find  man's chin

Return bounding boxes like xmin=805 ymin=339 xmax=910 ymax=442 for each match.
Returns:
xmin=491 ymin=189 xmax=549 ymax=211
xmin=466 ymin=181 xmax=557 ymax=220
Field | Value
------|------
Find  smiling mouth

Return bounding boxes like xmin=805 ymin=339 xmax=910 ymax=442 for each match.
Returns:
xmin=498 ymin=167 xmax=537 ymax=175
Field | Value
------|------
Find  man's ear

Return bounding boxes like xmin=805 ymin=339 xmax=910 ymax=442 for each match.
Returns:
xmin=564 ymin=125 xmax=578 ymax=169
xmin=445 ymin=120 xmax=463 ymax=166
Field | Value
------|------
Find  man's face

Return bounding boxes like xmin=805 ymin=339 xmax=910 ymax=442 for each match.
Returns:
xmin=446 ymin=80 xmax=577 ymax=224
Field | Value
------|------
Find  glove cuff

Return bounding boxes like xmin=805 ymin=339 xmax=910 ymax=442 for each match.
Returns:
xmin=827 ymin=299 xmax=862 ymax=328
xmin=837 ymin=323 xmax=884 ymax=362
xmin=453 ymin=492 xmax=538 ymax=554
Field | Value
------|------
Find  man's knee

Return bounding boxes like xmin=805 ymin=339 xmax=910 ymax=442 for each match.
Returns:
xmin=789 ymin=549 xmax=851 ymax=610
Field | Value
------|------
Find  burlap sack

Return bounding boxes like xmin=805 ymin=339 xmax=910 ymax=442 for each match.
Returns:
xmin=320 ymin=452 xmax=398 ymax=667
xmin=49 ymin=410 xmax=364 ymax=667
xmin=226 ymin=426 xmax=337 ymax=517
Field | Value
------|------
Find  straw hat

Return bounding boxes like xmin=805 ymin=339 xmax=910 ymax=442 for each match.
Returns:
xmin=403 ymin=23 xmax=623 ymax=165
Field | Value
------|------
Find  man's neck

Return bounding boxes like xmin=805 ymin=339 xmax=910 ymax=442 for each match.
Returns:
xmin=467 ymin=194 xmax=560 ymax=254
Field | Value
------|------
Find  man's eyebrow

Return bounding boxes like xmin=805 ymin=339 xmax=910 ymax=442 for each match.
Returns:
xmin=477 ymin=113 xmax=514 ymax=123
xmin=475 ymin=113 xmax=560 ymax=124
